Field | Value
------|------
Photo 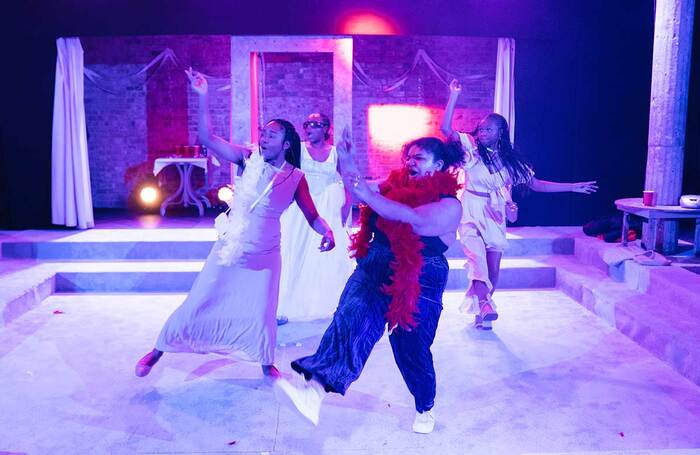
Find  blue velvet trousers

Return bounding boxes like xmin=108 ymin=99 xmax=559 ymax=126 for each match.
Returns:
xmin=292 ymin=242 xmax=448 ymax=412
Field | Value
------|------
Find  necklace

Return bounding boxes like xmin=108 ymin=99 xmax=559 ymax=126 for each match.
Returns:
xmin=249 ymin=161 xmax=287 ymax=212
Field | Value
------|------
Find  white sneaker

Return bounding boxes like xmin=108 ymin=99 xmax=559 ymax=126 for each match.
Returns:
xmin=412 ymin=410 xmax=435 ymax=434
xmin=274 ymin=374 xmax=325 ymax=425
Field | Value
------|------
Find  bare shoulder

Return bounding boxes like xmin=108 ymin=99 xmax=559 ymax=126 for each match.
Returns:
xmin=439 ymin=196 xmax=462 ymax=215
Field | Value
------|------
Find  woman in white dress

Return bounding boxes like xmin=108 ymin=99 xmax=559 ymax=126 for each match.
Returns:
xmin=442 ymin=79 xmax=598 ymax=330
xmin=134 ymin=69 xmax=335 ymax=378
xmin=277 ymin=114 xmax=354 ymax=321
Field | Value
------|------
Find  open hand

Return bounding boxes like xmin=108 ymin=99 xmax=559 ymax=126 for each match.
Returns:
xmin=337 ymin=127 xmax=361 ymax=179
xmin=347 ymin=174 xmax=372 ymax=202
xmin=185 ymin=67 xmax=208 ymax=95
xmin=571 ymin=181 xmax=598 ymax=194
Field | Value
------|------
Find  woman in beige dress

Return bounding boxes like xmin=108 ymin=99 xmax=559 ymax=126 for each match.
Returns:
xmin=134 ymin=69 xmax=335 ymax=378
xmin=442 ymin=79 xmax=598 ymax=330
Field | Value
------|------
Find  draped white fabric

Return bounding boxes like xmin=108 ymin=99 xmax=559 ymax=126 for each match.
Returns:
xmin=52 ymin=37 xmax=94 ymax=229
xmin=494 ymin=38 xmax=516 ymax=143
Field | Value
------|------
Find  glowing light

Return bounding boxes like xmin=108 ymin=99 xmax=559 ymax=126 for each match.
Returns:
xmin=217 ymin=185 xmax=234 ymax=203
xmin=368 ymin=104 xmax=434 ymax=151
xmin=139 ymin=186 xmax=159 ymax=205
xmin=340 ymin=12 xmax=399 ymax=35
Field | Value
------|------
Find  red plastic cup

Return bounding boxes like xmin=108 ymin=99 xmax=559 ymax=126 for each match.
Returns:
xmin=643 ymin=190 xmax=656 ymax=206
xmin=193 ymin=145 xmax=201 ymax=157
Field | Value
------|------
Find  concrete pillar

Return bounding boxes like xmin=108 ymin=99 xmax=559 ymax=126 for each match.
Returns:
xmin=645 ymin=0 xmax=695 ymax=253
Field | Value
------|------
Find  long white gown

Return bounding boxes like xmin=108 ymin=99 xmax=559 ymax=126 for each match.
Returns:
xmin=155 ymin=161 xmax=303 ymax=365
xmin=277 ymin=143 xmax=354 ymax=321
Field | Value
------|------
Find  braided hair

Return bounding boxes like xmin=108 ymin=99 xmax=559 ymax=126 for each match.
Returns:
xmin=471 ymin=113 xmax=532 ymax=188
xmin=267 ymin=119 xmax=301 ymax=168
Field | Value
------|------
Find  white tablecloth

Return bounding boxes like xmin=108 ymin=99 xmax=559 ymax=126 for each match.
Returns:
xmin=153 ymin=158 xmax=208 ymax=176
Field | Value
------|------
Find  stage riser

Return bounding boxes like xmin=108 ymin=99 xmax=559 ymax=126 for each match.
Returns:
xmin=1 ymin=242 xmax=213 ymax=260
xmin=445 ymin=237 xmax=574 ymax=257
xmin=3 ymin=238 xmax=574 ymax=260
xmin=54 ymin=266 xmax=556 ymax=293
xmin=446 ymin=266 xmax=556 ymax=290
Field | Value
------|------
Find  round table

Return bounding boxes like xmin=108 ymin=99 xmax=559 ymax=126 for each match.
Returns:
xmin=615 ymin=197 xmax=700 ymax=255
xmin=153 ymin=158 xmax=212 ymax=216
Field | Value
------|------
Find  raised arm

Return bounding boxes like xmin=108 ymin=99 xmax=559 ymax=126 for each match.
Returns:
xmin=337 ymin=159 xmax=353 ymax=227
xmin=294 ymin=175 xmax=335 ymax=251
xmin=186 ymin=68 xmax=251 ymax=166
xmin=528 ymin=177 xmax=598 ymax=194
xmin=440 ymin=79 xmax=462 ymax=141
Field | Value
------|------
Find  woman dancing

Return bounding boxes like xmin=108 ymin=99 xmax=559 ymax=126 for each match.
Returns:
xmin=275 ymin=131 xmax=465 ymax=434
xmin=134 ymin=69 xmax=335 ymax=378
xmin=442 ymin=79 xmax=597 ymax=330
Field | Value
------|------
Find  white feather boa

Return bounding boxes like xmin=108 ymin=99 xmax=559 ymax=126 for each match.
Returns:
xmin=214 ymin=152 xmax=267 ymax=266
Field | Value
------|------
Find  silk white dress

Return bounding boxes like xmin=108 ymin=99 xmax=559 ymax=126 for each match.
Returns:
xmin=277 ymin=143 xmax=354 ymax=321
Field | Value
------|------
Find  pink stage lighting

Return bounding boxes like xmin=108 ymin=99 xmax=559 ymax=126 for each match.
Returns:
xmin=340 ymin=11 xmax=399 ymax=35
xmin=368 ymin=104 xmax=434 ymax=150
xmin=367 ymin=104 xmax=437 ymax=176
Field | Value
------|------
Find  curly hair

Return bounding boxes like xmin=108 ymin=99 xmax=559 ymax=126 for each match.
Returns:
xmin=402 ymin=136 xmax=466 ymax=171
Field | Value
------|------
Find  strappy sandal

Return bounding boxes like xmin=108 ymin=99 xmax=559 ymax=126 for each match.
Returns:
xmin=479 ymin=298 xmax=499 ymax=322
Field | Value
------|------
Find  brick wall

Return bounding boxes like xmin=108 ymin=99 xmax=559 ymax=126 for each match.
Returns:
xmin=260 ymin=52 xmax=334 ymax=139
xmin=82 ymin=35 xmax=495 ymax=207
xmin=83 ymin=36 xmax=231 ymax=208
xmin=353 ymin=36 xmax=496 ymax=178
xmin=84 ymin=64 xmax=147 ymax=207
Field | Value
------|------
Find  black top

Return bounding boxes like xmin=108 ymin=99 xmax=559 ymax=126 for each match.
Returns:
xmin=368 ymin=195 xmax=456 ymax=257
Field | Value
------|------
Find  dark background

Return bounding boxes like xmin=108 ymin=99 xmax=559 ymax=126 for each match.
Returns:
xmin=1 ymin=0 xmax=697 ymax=229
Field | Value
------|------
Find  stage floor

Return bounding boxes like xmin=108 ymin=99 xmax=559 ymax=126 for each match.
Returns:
xmin=1 ymin=290 xmax=699 ymax=454
xmin=1 ymin=217 xmax=699 ymax=453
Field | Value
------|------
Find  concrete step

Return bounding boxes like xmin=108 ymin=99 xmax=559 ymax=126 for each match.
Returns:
xmin=46 ymin=258 xmax=556 ymax=293
xmin=445 ymin=258 xmax=556 ymax=290
xmin=570 ymin=236 xmax=700 ymax=320
xmin=444 ymin=236 xmax=574 ymax=258
xmin=541 ymin=252 xmax=700 ymax=387
xmin=1 ymin=227 xmax=578 ymax=260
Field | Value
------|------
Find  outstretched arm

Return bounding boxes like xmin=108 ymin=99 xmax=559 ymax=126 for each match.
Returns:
xmin=528 ymin=177 xmax=598 ymax=194
xmin=353 ymin=180 xmax=462 ymax=237
xmin=186 ymin=68 xmax=252 ymax=166
xmin=337 ymin=125 xmax=462 ymax=235
xmin=294 ymin=176 xmax=335 ymax=251
xmin=440 ymin=79 xmax=462 ymax=141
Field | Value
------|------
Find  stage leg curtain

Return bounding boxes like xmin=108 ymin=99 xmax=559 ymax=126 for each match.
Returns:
xmin=494 ymin=37 xmax=515 ymax=144
xmin=52 ymin=37 xmax=94 ymax=229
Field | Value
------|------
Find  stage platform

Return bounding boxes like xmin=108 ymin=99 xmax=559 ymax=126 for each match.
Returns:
xmin=1 ymin=216 xmax=699 ymax=454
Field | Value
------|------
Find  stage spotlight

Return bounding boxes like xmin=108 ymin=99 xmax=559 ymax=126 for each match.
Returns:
xmin=217 ymin=185 xmax=234 ymax=204
xmin=127 ymin=177 xmax=162 ymax=215
xmin=340 ymin=11 xmax=399 ymax=35
xmin=139 ymin=186 xmax=160 ymax=206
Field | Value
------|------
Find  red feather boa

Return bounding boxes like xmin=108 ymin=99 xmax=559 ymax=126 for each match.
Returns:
xmin=349 ymin=169 xmax=461 ymax=330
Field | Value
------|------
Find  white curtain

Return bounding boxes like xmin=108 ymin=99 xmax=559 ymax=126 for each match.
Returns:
xmin=494 ymin=38 xmax=516 ymax=144
xmin=52 ymin=37 xmax=94 ymax=229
